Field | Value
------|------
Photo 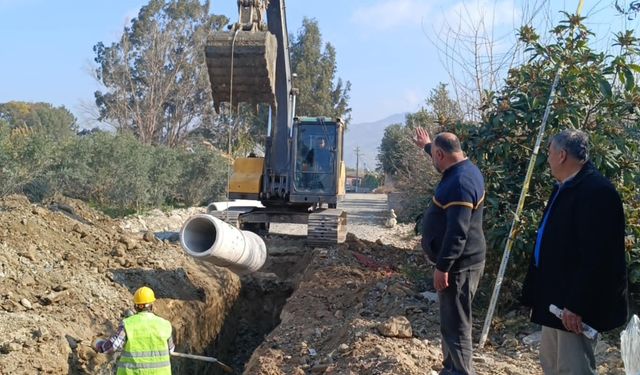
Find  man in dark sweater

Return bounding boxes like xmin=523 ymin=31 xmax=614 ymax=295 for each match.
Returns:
xmin=521 ymin=129 xmax=628 ymax=374
xmin=414 ymin=127 xmax=486 ymax=375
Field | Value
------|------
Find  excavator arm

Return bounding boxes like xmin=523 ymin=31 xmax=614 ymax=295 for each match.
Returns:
xmin=206 ymin=0 xmax=293 ymax=197
xmin=204 ymin=0 xmax=347 ymax=244
xmin=235 ymin=0 xmax=268 ymax=32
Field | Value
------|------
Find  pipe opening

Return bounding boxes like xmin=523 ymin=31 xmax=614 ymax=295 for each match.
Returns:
xmin=182 ymin=217 xmax=217 ymax=254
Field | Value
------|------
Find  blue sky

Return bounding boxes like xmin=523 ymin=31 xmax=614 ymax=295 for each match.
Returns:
xmin=0 ymin=0 xmax=635 ymax=126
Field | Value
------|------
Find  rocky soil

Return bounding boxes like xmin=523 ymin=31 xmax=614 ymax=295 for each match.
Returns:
xmin=0 ymin=193 xmax=629 ymax=374
xmin=244 ymin=238 xmax=626 ymax=374
xmin=0 ymin=194 xmax=240 ymax=374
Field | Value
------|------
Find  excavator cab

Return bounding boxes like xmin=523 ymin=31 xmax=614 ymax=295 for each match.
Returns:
xmin=291 ymin=117 xmax=346 ymax=206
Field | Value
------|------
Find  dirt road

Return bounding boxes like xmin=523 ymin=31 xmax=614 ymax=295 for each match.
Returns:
xmin=269 ymin=193 xmax=415 ymax=249
xmin=340 ymin=193 xmax=389 ymax=226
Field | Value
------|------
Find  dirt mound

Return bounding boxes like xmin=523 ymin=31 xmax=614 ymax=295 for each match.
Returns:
xmin=0 ymin=194 xmax=240 ymax=374
xmin=0 ymin=194 xmax=627 ymax=374
xmin=120 ymin=206 xmax=206 ymax=233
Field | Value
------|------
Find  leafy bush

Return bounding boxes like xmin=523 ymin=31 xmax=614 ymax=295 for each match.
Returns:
xmin=51 ymin=132 xmax=154 ymax=210
xmin=49 ymin=132 xmax=230 ymax=214
xmin=0 ymin=116 xmax=230 ymax=216
xmin=0 ymin=101 xmax=77 ymax=140
xmin=174 ymin=145 xmax=229 ymax=207
xmin=0 ymin=102 xmax=77 ymax=199
xmin=0 ymin=121 xmax=65 ymax=198
xmin=458 ymin=15 xmax=640 ymax=288
xmin=383 ymin=15 xmax=640 ymax=297
xmin=361 ymin=173 xmax=382 ymax=190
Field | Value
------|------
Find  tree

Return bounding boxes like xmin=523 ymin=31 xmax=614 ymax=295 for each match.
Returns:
xmin=93 ymin=0 xmax=229 ymax=147
xmin=361 ymin=173 xmax=382 ymax=190
xmin=191 ymin=103 xmax=269 ymax=157
xmin=429 ymin=1 xmax=552 ymax=122
xmin=0 ymin=101 xmax=77 ymax=140
xmin=377 ymin=83 xmax=458 ymax=180
xmin=290 ymin=18 xmax=352 ymax=123
xmin=425 ymin=83 xmax=464 ymax=127
xmin=377 ymin=123 xmax=414 ymax=176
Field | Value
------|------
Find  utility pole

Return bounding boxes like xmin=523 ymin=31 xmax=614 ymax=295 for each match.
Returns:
xmin=354 ymin=146 xmax=362 ymax=193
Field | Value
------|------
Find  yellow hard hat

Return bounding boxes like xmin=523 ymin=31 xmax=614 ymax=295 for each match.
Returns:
xmin=133 ymin=286 xmax=156 ymax=305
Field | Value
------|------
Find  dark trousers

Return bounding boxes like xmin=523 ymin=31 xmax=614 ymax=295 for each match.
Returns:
xmin=438 ymin=262 xmax=484 ymax=375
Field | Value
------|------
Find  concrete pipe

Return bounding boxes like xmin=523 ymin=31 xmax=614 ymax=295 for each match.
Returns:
xmin=180 ymin=214 xmax=266 ymax=274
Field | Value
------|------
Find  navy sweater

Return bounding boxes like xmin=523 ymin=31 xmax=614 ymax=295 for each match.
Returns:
xmin=421 ymin=158 xmax=486 ymax=272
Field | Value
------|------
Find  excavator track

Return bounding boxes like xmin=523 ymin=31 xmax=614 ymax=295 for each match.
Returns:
xmin=205 ymin=30 xmax=277 ymax=111
xmin=307 ymin=209 xmax=347 ymax=245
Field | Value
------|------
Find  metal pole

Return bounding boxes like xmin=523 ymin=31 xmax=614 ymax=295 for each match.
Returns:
xmin=477 ymin=0 xmax=584 ymax=349
xmin=478 ymin=67 xmax=562 ymax=349
xmin=354 ymin=146 xmax=361 ymax=193
xmin=170 ymin=351 xmax=233 ymax=373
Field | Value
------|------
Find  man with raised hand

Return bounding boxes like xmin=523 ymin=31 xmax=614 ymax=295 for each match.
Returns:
xmin=414 ymin=127 xmax=486 ymax=375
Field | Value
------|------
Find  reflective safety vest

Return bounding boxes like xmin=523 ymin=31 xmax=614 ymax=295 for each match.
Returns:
xmin=117 ymin=312 xmax=173 ymax=375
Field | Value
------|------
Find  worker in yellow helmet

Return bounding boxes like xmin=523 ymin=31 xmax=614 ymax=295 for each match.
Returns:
xmin=94 ymin=286 xmax=175 ymax=374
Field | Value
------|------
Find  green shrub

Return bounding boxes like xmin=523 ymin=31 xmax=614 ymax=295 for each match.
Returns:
xmin=389 ymin=15 xmax=640 ymax=300
xmin=175 ymin=145 xmax=229 ymax=207
xmin=51 ymin=132 xmax=153 ymax=210
xmin=0 ymin=99 xmax=231 ymax=219
xmin=49 ymin=132 xmax=229 ymax=214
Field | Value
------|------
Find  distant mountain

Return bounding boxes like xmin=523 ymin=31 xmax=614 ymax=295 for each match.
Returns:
xmin=343 ymin=113 xmax=406 ymax=171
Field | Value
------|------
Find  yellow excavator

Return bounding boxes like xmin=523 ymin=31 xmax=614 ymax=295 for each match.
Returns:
xmin=205 ymin=0 xmax=347 ymax=244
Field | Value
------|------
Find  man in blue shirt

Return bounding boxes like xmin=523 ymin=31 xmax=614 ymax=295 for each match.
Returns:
xmin=414 ymin=127 xmax=486 ymax=375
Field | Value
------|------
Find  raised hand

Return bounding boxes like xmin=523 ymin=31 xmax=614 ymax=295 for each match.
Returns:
xmin=414 ymin=127 xmax=431 ymax=148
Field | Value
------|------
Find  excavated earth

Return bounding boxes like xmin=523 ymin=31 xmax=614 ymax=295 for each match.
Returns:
xmin=0 ymin=193 xmax=628 ymax=374
xmin=0 ymin=194 xmax=242 ymax=374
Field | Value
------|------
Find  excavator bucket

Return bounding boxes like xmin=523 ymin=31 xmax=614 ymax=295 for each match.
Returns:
xmin=205 ymin=30 xmax=277 ymax=112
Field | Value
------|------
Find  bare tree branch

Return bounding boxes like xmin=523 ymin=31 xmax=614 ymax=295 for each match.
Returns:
xmin=426 ymin=0 xmax=554 ymax=122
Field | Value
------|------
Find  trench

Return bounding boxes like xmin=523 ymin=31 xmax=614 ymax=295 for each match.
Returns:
xmin=181 ymin=238 xmax=313 ymax=375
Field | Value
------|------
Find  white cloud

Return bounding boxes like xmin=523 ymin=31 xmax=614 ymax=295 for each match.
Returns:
xmin=351 ymin=0 xmax=432 ymax=31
